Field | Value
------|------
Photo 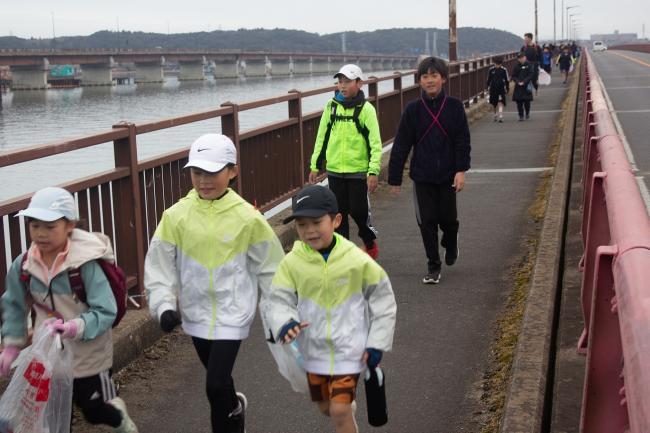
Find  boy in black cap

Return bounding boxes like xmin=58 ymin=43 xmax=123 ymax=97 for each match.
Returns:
xmin=261 ymin=185 xmax=396 ymax=433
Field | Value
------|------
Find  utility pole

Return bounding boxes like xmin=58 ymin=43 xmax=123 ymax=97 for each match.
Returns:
xmin=560 ymin=0 xmax=564 ymax=40
xmin=341 ymin=33 xmax=347 ymax=53
xmin=449 ymin=0 xmax=458 ymax=61
xmin=425 ymin=31 xmax=430 ymax=56
xmin=534 ymin=0 xmax=538 ymax=43
xmin=433 ymin=31 xmax=438 ymax=56
xmin=553 ymin=0 xmax=557 ymax=43
xmin=51 ymin=12 xmax=56 ymax=49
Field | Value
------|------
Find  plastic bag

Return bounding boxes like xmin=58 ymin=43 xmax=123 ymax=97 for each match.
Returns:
xmin=538 ymin=69 xmax=552 ymax=86
xmin=265 ymin=341 xmax=308 ymax=393
xmin=0 ymin=324 xmax=74 ymax=433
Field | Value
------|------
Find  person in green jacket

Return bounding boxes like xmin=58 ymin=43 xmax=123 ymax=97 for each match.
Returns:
xmin=260 ymin=185 xmax=396 ymax=433
xmin=0 ymin=187 xmax=138 ymax=433
xmin=144 ymin=134 xmax=284 ymax=433
xmin=308 ymin=64 xmax=383 ymax=259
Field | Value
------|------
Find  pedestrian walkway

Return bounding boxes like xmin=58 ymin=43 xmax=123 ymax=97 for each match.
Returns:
xmin=74 ymin=70 xmax=572 ymax=433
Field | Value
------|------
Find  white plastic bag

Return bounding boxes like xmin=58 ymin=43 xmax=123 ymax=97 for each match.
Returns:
xmin=265 ymin=341 xmax=309 ymax=393
xmin=538 ymin=69 xmax=552 ymax=86
xmin=0 ymin=324 xmax=74 ymax=433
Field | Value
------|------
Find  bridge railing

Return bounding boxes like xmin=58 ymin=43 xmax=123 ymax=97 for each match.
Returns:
xmin=578 ymin=51 xmax=650 ymax=433
xmin=608 ymin=43 xmax=650 ymax=54
xmin=0 ymin=51 xmax=517 ymax=309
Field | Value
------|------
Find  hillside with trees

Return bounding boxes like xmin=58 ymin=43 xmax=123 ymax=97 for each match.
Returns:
xmin=0 ymin=27 xmax=523 ymax=58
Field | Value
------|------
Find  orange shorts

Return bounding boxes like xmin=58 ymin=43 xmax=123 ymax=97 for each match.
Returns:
xmin=307 ymin=373 xmax=360 ymax=404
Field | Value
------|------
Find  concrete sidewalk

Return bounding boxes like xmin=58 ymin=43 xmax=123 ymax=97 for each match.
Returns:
xmin=78 ymin=70 xmax=576 ymax=433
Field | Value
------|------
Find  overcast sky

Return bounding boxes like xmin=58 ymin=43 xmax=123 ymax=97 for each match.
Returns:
xmin=2 ymin=0 xmax=647 ymax=41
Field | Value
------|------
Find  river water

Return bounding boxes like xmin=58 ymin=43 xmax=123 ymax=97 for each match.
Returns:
xmin=0 ymin=71 xmax=412 ymax=202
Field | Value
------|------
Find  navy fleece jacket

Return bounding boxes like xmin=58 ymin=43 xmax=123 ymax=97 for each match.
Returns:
xmin=388 ymin=90 xmax=471 ymax=185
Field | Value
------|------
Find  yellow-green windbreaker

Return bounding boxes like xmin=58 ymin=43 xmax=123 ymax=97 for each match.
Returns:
xmin=144 ymin=189 xmax=284 ymax=340
xmin=310 ymin=96 xmax=383 ymax=176
xmin=260 ymin=234 xmax=396 ymax=375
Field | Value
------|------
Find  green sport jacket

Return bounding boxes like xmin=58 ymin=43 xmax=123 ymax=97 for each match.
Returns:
xmin=310 ymin=98 xmax=383 ymax=176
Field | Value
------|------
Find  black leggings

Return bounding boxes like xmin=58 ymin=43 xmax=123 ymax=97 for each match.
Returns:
xmin=327 ymin=175 xmax=377 ymax=246
xmin=516 ymin=100 xmax=531 ymax=117
xmin=192 ymin=338 xmax=242 ymax=433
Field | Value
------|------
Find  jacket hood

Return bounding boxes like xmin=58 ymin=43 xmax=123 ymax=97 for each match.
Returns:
xmin=291 ymin=233 xmax=356 ymax=263
xmin=24 ymin=228 xmax=115 ymax=279
xmin=333 ymin=90 xmax=366 ymax=109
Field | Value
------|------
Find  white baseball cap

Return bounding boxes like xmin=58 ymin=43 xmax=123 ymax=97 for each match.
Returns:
xmin=184 ymin=134 xmax=237 ymax=173
xmin=334 ymin=64 xmax=364 ymax=81
xmin=17 ymin=187 xmax=78 ymax=222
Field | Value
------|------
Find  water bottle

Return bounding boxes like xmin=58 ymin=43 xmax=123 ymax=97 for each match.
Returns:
xmin=364 ymin=367 xmax=387 ymax=426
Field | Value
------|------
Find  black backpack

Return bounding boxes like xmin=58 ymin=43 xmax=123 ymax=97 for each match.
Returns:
xmin=315 ymin=101 xmax=370 ymax=171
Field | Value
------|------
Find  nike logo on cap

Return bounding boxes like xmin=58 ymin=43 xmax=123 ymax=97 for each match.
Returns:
xmin=296 ymin=196 xmax=310 ymax=204
xmin=197 ymin=148 xmax=210 ymax=152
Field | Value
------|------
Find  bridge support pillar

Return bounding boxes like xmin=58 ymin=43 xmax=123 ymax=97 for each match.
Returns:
xmin=179 ymin=61 xmax=205 ymax=81
xmin=370 ymin=59 xmax=383 ymax=71
xmin=382 ymin=59 xmax=394 ymax=70
xmin=292 ymin=57 xmax=312 ymax=75
xmin=269 ymin=59 xmax=291 ymax=76
xmin=135 ymin=62 xmax=163 ymax=83
xmin=10 ymin=66 xmax=49 ymax=90
xmin=312 ymin=59 xmax=330 ymax=74
xmin=81 ymin=65 xmax=113 ymax=86
xmin=244 ymin=59 xmax=268 ymax=77
xmin=213 ymin=60 xmax=239 ymax=79
xmin=359 ymin=60 xmax=372 ymax=73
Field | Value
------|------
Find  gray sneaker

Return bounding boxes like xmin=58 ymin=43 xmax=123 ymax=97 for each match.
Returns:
xmin=109 ymin=397 xmax=138 ymax=433
xmin=228 ymin=392 xmax=248 ymax=433
xmin=422 ymin=269 xmax=441 ymax=284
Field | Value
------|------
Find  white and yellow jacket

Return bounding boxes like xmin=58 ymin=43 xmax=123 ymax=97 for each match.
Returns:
xmin=144 ymin=189 xmax=284 ymax=340
xmin=261 ymin=234 xmax=396 ymax=376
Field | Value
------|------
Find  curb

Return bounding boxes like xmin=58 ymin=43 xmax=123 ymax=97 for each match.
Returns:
xmin=499 ymin=67 xmax=581 ymax=432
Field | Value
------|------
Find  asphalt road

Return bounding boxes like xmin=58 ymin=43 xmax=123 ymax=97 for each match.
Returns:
xmin=74 ymin=70 xmax=570 ymax=433
xmin=590 ymin=49 xmax=650 ymax=211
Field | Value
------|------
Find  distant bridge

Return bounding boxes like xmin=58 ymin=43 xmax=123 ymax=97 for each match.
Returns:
xmin=0 ymin=49 xmax=419 ymax=89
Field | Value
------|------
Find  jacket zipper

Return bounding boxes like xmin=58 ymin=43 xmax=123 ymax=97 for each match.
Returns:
xmin=322 ymin=254 xmax=336 ymax=375
xmin=208 ymin=268 xmax=217 ymax=339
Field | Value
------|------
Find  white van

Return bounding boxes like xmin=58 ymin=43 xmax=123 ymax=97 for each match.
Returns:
xmin=593 ymin=41 xmax=607 ymax=52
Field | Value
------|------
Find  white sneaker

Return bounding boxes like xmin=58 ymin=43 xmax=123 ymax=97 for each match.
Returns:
xmin=109 ymin=397 xmax=139 ymax=433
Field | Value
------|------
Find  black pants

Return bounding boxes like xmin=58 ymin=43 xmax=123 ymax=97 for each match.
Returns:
xmin=327 ymin=175 xmax=377 ymax=246
xmin=73 ymin=370 xmax=122 ymax=429
xmin=192 ymin=338 xmax=242 ymax=433
xmin=516 ymin=101 xmax=531 ymax=118
xmin=413 ymin=182 xmax=459 ymax=272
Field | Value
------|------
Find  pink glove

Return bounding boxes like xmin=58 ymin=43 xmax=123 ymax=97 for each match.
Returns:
xmin=0 ymin=345 xmax=20 ymax=377
xmin=47 ymin=319 xmax=78 ymax=340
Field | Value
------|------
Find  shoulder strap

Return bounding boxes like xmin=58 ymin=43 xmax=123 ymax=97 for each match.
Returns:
xmin=316 ymin=101 xmax=337 ymax=170
xmin=67 ymin=267 xmax=88 ymax=304
xmin=19 ymin=251 xmax=63 ymax=320
xmin=352 ymin=102 xmax=371 ymax=157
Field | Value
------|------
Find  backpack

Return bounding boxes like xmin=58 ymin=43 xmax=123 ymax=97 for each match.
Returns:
xmin=19 ymin=252 xmax=127 ymax=328
xmin=315 ymin=101 xmax=370 ymax=170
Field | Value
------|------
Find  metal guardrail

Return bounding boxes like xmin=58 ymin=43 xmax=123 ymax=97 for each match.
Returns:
xmin=608 ymin=43 xmax=650 ymax=54
xmin=0 ymin=52 xmax=517 ymax=308
xmin=578 ymin=51 xmax=650 ymax=433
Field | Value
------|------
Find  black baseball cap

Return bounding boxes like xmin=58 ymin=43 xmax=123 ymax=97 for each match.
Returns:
xmin=283 ymin=185 xmax=339 ymax=224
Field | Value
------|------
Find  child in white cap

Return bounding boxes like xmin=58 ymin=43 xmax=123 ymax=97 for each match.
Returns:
xmin=308 ymin=64 xmax=383 ymax=260
xmin=0 ymin=186 xmax=138 ymax=433
xmin=144 ymin=133 xmax=284 ymax=433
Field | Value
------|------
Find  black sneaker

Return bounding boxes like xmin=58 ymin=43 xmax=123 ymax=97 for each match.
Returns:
xmin=422 ymin=269 xmax=441 ymax=284
xmin=228 ymin=392 xmax=247 ymax=433
xmin=525 ymin=114 xmax=530 ymax=120
xmin=518 ymin=116 xmax=524 ymax=121
xmin=444 ymin=235 xmax=459 ymax=266
xmin=498 ymin=117 xmax=504 ymax=123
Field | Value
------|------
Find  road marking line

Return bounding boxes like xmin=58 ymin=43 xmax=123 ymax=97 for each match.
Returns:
xmin=614 ymin=109 xmax=650 ymax=113
xmin=594 ymin=67 xmax=638 ymax=171
xmin=606 ymin=86 xmax=650 ymax=90
xmin=601 ymin=74 xmax=650 ymax=79
xmin=503 ymin=110 xmax=564 ymax=114
xmin=468 ymin=167 xmax=553 ymax=173
xmin=610 ymin=51 xmax=650 ymax=68
xmin=635 ymin=176 xmax=650 ymax=214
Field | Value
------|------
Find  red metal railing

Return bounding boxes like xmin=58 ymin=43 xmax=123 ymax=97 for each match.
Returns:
xmin=1 ymin=52 xmax=517 ymax=308
xmin=578 ymin=51 xmax=650 ymax=433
